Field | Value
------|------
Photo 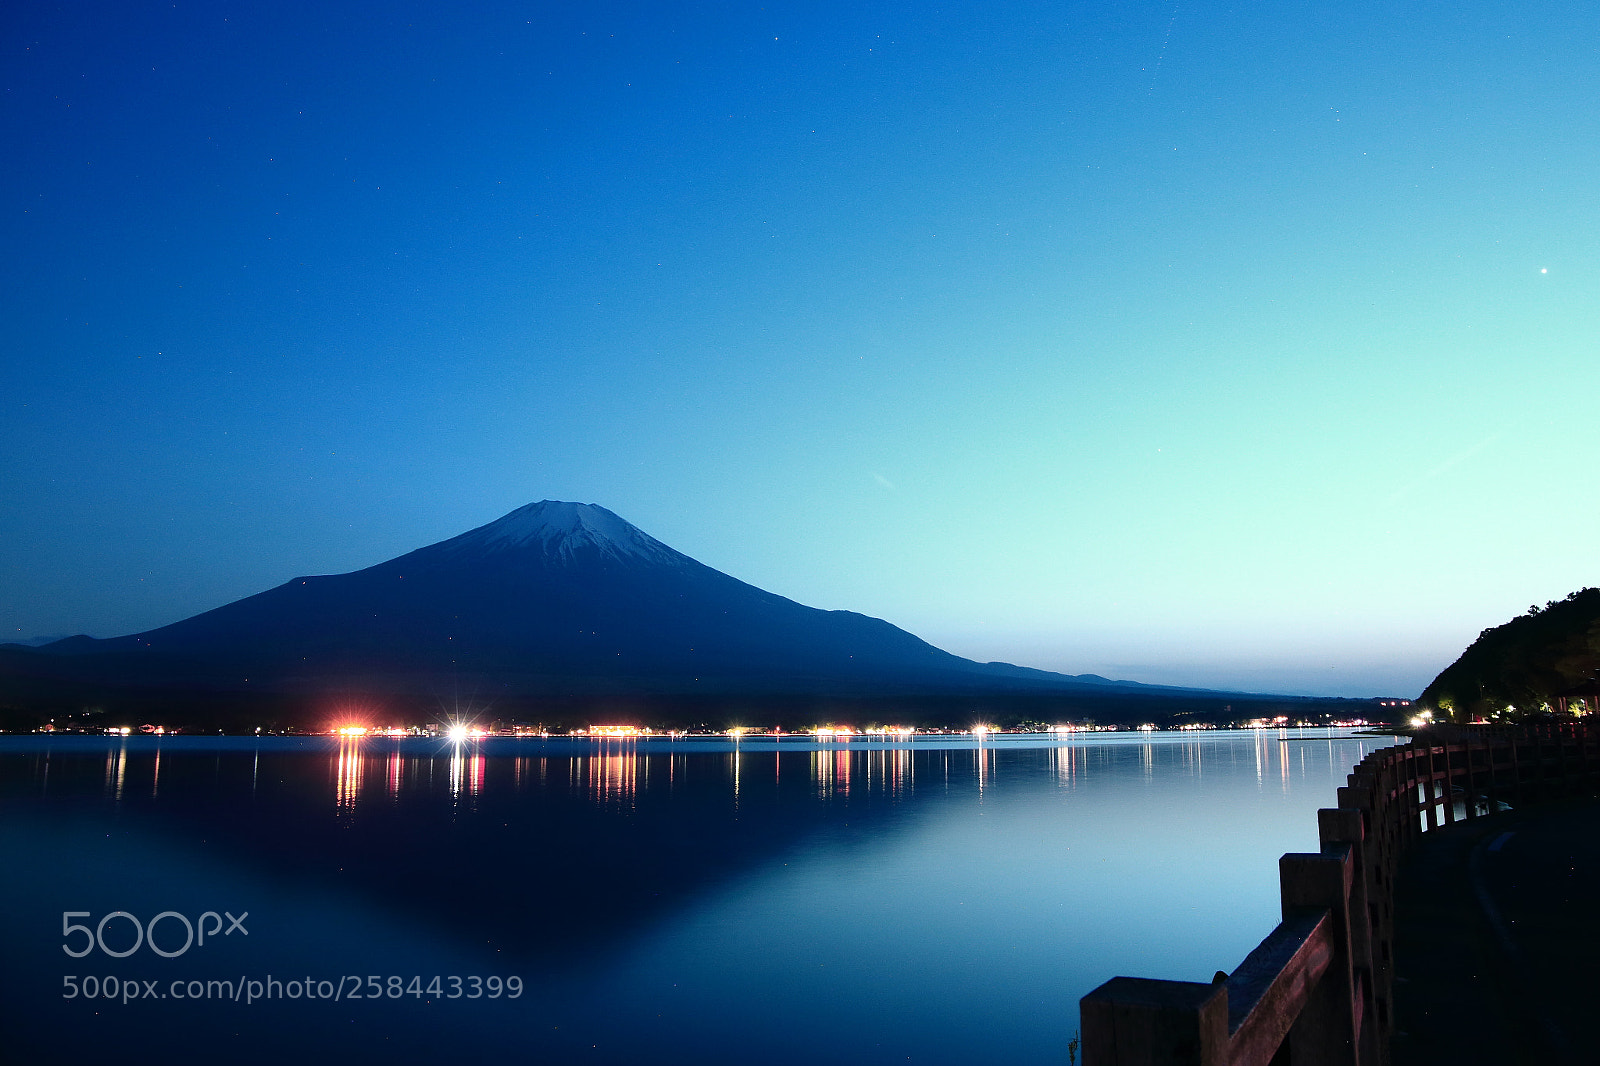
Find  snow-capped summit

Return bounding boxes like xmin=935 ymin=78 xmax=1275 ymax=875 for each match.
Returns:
xmin=429 ymin=501 xmax=688 ymax=567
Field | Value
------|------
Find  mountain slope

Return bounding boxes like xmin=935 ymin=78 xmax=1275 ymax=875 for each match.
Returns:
xmin=11 ymin=502 xmax=1156 ymax=699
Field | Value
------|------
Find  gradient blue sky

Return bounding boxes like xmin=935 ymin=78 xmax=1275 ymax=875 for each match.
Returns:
xmin=4 ymin=1 xmax=1597 ymax=696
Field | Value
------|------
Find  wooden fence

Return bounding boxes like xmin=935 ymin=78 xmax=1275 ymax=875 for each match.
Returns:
xmin=1079 ymin=724 xmax=1600 ymax=1066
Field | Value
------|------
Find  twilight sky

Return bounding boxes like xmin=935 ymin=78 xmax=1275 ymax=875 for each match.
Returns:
xmin=3 ymin=1 xmax=1597 ymax=697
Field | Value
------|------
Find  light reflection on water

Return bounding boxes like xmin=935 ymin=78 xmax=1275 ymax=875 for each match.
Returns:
xmin=334 ymin=737 xmax=363 ymax=812
xmin=103 ymin=740 xmax=128 ymax=801
xmin=1 ymin=728 xmax=1398 ymax=1066
xmin=69 ymin=729 xmax=1396 ymax=820
xmin=577 ymin=740 xmax=642 ymax=807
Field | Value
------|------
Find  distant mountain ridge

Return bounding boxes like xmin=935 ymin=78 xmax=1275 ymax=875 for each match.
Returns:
xmin=5 ymin=501 xmax=1179 ymax=701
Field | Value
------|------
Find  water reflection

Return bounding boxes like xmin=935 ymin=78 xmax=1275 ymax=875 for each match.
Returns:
xmin=447 ymin=744 xmax=487 ymax=800
xmin=581 ymin=741 xmax=639 ymax=807
xmin=386 ymin=750 xmax=403 ymax=799
xmin=867 ymin=746 xmax=913 ymax=798
xmin=1245 ymin=728 xmax=1299 ymax=794
xmin=104 ymin=741 xmax=128 ymax=801
xmin=22 ymin=730 xmax=1398 ymax=826
xmin=2 ymin=728 xmax=1405 ymax=1066
xmin=813 ymin=747 xmax=853 ymax=799
xmin=975 ymin=739 xmax=993 ymax=794
xmin=335 ymin=738 xmax=364 ymax=812
xmin=1048 ymin=742 xmax=1081 ymax=788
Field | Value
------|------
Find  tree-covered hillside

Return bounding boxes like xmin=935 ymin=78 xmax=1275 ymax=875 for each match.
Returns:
xmin=1420 ymin=588 xmax=1600 ymax=721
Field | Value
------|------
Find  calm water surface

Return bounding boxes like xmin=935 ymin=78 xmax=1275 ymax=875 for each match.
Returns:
xmin=0 ymin=729 xmax=1396 ymax=1064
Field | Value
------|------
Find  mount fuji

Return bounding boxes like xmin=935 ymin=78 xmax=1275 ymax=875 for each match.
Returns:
xmin=7 ymin=501 xmax=1161 ymax=704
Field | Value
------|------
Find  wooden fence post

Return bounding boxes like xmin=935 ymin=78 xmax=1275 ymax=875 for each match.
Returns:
xmin=1481 ymin=735 xmax=1494 ymax=810
xmin=1279 ymin=846 xmax=1360 ymax=1066
xmin=1412 ymin=751 xmax=1423 ymax=837
xmin=1081 ymin=978 xmax=1229 ymax=1066
xmin=1318 ymin=808 xmax=1385 ymax=1066
xmin=1398 ymin=751 xmax=1415 ymax=843
xmin=1441 ymin=744 xmax=1457 ymax=825
xmin=1407 ymin=748 xmax=1424 ymax=840
xmin=1580 ymin=717 xmax=1593 ymax=784
xmin=1557 ymin=726 xmax=1575 ymax=797
xmin=1421 ymin=746 xmax=1438 ymax=832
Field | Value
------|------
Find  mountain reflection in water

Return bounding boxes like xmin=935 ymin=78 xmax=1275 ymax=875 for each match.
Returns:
xmin=0 ymin=730 xmax=1395 ymax=1066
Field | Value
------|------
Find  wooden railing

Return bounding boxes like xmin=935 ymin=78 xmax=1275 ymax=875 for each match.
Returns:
xmin=1079 ymin=724 xmax=1600 ymax=1066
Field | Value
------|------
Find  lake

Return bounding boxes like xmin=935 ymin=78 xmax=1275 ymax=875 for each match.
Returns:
xmin=0 ymin=728 xmax=1396 ymax=1064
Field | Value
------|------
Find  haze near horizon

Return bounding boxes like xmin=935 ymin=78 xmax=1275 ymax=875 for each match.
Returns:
xmin=4 ymin=1 xmax=1597 ymax=697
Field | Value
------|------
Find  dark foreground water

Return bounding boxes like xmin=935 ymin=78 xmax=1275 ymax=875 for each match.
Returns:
xmin=0 ymin=729 xmax=1395 ymax=1065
